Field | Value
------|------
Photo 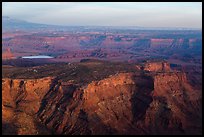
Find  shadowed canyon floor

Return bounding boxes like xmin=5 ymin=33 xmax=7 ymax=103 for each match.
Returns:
xmin=2 ymin=60 xmax=202 ymax=135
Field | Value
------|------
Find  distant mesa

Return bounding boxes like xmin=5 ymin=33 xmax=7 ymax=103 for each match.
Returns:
xmin=135 ymin=61 xmax=171 ymax=72
xmin=143 ymin=61 xmax=171 ymax=72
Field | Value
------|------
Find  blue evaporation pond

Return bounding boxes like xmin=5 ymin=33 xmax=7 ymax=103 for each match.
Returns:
xmin=21 ymin=55 xmax=54 ymax=59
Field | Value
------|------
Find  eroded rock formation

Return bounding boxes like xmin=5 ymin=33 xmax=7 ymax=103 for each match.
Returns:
xmin=2 ymin=67 xmax=202 ymax=135
xmin=143 ymin=61 xmax=171 ymax=72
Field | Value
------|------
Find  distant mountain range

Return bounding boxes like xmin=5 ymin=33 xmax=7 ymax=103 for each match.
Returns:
xmin=2 ymin=16 xmax=201 ymax=32
xmin=2 ymin=16 xmax=55 ymax=31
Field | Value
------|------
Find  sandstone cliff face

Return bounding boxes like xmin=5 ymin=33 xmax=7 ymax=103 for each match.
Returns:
xmin=150 ymin=38 xmax=200 ymax=49
xmin=150 ymin=39 xmax=174 ymax=48
xmin=2 ymin=77 xmax=54 ymax=135
xmin=83 ymin=73 xmax=154 ymax=134
xmin=36 ymin=81 xmax=88 ymax=135
xmin=2 ymin=70 xmax=202 ymax=135
xmin=145 ymin=72 xmax=202 ymax=135
xmin=143 ymin=61 xmax=171 ymax=72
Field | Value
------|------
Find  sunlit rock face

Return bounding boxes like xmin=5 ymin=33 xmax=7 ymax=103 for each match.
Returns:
xmin=2 ymin=67 xmax=202 ymax=135
xmin=2 ymin=77 xmax=54 ymax=135
xmin=143 ymin=61 xmax=171 ymax=72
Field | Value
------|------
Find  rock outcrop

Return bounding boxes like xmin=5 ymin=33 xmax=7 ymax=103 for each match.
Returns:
xmin=146 ymin=72 xmax=202 ymax=135
xmin=2 ymin=77 xmax=54 ymax=135
xmin=143 ymin=61 xmax=171 ymax=72
xmin=2 ymin=69 xmax=202 ymax=135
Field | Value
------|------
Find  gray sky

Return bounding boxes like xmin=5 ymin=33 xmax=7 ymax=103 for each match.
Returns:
xmin=2 ymin=2 xmax=202 ymax=28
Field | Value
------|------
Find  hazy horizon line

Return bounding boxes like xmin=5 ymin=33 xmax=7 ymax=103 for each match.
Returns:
xmin=3 ymin=2 xmax=202 ymax=28
xmin=3 ymin=16 xmax=202 ymax=30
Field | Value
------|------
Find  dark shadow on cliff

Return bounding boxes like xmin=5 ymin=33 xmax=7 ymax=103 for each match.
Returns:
xmin=85 ymin=112 xmax=118 ymax=135
xmin=131 ymin=74 xmax=154 ymax=122
xmin=2 ymin=122 xmax=18 ymax=135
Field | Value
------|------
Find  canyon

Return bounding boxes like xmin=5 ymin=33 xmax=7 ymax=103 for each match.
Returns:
xmin=2 ymin=61 xmax=202 ymax=135
xmin=2 ymin=16 xmax=202 ymax=135
xmin=2 ymin=18 xmax=202 ymax=64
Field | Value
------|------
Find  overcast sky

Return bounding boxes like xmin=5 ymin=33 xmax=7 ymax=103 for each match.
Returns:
xmin=2 ymin=2 xmax=202 ymax=28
